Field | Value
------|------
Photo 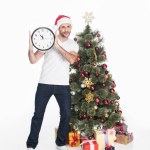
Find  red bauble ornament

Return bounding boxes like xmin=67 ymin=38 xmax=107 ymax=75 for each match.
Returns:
xmin=89 ymin=115 xmax=93 ymax=119
xmin=84 ymin=71 xmax=89 ymax=76
xmin=74 ymin=37 xmax=77 ymax=41
xmin=97 ymin=33 xmax=100 ymax=37
xmin=105 ymin=71 xmax=109 ymax=74
xmin=80 ymin=72 xmax=84 ymax=77
xmin=102 ymin=82 xmax=106 ymax=87
xmin=100 ymin=119 xmax=105 ymax=123
xmin=115 ymin=122 xmax=122 ymax=126
xmin=110 ymin=88 xmax=115 ymax=93
xmin=102 ymin=64 xmax=107 ymax=69
xmin=88 ymin=136 xmax=93 ymax=140
xmin=102 ymin=53 xmax=106 ymax=58
xmin=77 ymin=63 xmax=81 ymax=68
xmin=111 ymin=81 xmax=116 ymax=87
xmin=85 ymin=41 xmax=92 ymax=48
xmin=79 ymin=116 xmax=82 ymax=119
xmin=103 ymin=99 xmax=109 ymax=105
xmin=95 ymin=47 xmax=99 ymax=51
xmin=117 ymin=110 xmax=122 ymax=114
xmin=95 ymin=72 xmax=100 ymax=77
xmin=90 ymin=85 xmax=95 ymax=91
xmin=83 ymin=114 xmax=87 ymax=119
xmin=77 ymin=56 xmax=81 ymax=62
xmin=110 ymin=100 xmax=115 ymax=104
xmin=117 ymin=96 xmax=120 ymax=100
xmin=95 ymin=98 xmax=100 ymax=103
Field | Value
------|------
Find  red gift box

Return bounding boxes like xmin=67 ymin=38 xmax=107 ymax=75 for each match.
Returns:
xmin=80 ymin=137 xmax=88 ymax=143
xmin=81 ymin=140 xmax=98 ymax=150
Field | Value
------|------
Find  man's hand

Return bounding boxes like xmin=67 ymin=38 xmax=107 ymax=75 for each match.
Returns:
xmin=54 ymin=33 xmax=61 ymax=50
xmin=28 ymin=31 xmax=45 ymax=64
xmin=29 ymin=31 xmax=33 ymax=52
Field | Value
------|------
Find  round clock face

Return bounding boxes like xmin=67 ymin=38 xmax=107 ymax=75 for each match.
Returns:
xmin=31 ymin=27 xmax=55 ymax=51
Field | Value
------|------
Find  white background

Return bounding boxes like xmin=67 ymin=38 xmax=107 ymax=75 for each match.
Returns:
xmin=0 ymin=0 xmax=150 ymax=150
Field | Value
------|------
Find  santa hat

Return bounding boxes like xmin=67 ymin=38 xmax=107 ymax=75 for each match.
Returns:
xmin=52 ymin=15 xmax=72 ymax=32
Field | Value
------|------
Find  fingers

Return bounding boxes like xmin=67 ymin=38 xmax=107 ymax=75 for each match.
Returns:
xmin=29 ymin=30 xmax=33 ymax=51
xmin=29 ymin=31 xmax=32 ymax=43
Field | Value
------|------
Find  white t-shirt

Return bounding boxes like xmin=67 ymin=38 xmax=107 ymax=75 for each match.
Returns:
xmin=39 ymin=38 xmax=79 ymax=85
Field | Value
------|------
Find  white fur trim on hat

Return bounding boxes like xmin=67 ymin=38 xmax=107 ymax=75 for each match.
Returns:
xmin=52 ymin=15 xmax=72 ymax=32
xmin=56 ymin=17 xmax=72 ymax=27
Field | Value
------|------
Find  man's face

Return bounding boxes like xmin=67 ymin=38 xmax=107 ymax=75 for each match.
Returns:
xmin=58 ymin=23 xmax=72 ymax=38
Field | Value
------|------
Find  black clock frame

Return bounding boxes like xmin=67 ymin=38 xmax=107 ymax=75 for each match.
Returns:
xmin=31 ymin=27 xmax=55 ymax=51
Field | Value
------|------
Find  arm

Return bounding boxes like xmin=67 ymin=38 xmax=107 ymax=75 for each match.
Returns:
xmin=28 ymin=31 xmax=45 ymax=64
xmin=55 ymin=39 xmax=78 ymax=64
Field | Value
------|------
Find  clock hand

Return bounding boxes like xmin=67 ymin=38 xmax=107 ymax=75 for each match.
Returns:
xmin=40 ymin=35 xmax=44 ymax=39
xmin=39 ymin=37 xmax=52 ymax=40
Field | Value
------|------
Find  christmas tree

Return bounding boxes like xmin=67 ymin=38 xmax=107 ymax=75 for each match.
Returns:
xmin=69 ymin=13 xmax=123 ymax=137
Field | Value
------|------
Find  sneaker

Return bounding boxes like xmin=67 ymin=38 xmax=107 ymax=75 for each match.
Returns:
xmin=56 ymin=145 xmax=68 ymax=150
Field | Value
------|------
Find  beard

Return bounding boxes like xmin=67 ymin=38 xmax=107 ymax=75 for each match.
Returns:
xmin=59 ymin=31 xmax=71 ymax=38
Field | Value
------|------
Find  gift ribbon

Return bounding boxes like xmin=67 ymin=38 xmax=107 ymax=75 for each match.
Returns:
xmin=69 ymin=132 xmax=80 ymax=146
xmin=104 ymin=134 xmax=109 ymax=145
xmin=127 ymin=132 xmax=133 ymax=142
xmin=120 ymin=125 xmax=124 ymax=131
xmin=80 ymin=140 xmax=96 ymax=150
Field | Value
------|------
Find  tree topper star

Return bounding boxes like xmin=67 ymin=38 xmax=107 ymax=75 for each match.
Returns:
xmin=83 ymin=12 xmax=94 ymax=24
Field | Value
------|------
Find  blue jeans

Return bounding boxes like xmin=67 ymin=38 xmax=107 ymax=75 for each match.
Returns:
xmin=26 ymin=83 xmax=71 ymax=148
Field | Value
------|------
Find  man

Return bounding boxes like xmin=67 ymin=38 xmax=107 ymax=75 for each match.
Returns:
xmin=26 ymin=15 xmax=79 ymax=150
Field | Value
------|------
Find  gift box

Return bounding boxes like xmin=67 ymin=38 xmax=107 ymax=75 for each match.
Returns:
xmin=105 ymin=145 xmax=115 ymax=150
xmin=115 ymin=132 xmax=133 ymax=145
xmin=94 ymin=128 xmax=116 ymax=150
xmin=115 ymin=122 xmax=128 ymax=132
xmin=94 ymin=130 xmax=105 ymax=150
xmin=68 ymin=131 xmax=80 ymax=147
xmin=80 ymin=137 xmax=88 ymax=143
xmin=81 ymin=140 xmax=98 ymax=150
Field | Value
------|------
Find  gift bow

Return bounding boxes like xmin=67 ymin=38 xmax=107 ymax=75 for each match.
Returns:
xmin=80 ymin=140 xmax=96 ymax=150
xmin=106 ymin=128 xmax=116 ymax=140
xmin=96 ymin=127 xmax=116 ymax=140
xmin=69 ymin=132 xmax=79 ymax=146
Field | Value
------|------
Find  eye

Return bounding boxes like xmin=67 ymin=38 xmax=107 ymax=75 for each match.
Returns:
xmin=61 ymin=26 xmax=65 ymax=29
